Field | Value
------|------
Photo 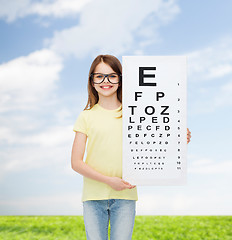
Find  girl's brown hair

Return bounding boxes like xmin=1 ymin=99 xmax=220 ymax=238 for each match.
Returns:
xmin=84 ymin=54 xmax=122 ymax=118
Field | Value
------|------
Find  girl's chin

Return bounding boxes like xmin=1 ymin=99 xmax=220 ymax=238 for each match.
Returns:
xmin=98 ymin=90 xmax=117 ymax=97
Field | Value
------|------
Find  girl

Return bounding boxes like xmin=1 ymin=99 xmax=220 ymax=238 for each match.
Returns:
xmin=71 ymin=54 xmax=191 ymax=240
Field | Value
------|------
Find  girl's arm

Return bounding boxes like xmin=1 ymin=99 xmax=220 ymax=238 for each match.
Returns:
xmin=71 ymin=132 xmax=135 ymax=191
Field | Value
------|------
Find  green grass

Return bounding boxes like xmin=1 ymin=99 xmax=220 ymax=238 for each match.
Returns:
xmin=0 ymin=216 xmax=231 ymax=240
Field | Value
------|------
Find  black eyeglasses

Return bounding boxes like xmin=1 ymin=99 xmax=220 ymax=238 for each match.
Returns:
xmin=90 ymin=73 xmax=121 ymax=84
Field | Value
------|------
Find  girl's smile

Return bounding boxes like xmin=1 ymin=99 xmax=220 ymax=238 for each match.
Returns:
xmin=100 ymin=85 xmax=113 ymax=89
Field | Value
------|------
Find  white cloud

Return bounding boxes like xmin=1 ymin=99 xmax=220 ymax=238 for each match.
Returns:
xmin=47 ymin=0 xmax=180 ymax=58
xmin=0 ymin=49 xmax=75 ymax=183
xmin=0 ymin=137 xmax=76 ymax=184
xmin=0 ymin=0 xmax=30 ymax=22
xmin=186 ymin=37 xmax=232 ymax=115
xmin=0 ymin=124 xmax=73 ymax=146
xmin=206 ymin=64 xmax=232 ymax=79
xmin=0 ymin=193 xmax=83 ymax=215
xmin=0 ymin=88 xmax=87 ymax=181
xmin=137 ymin=191 xmax=232 ymax=215
xmin=189 ymin=158 xmax=232 ymax=174
xmin=213 ymin=80 xmax=232 ymax=108
xmin=187 ymin=37 xmax=232 ymax=81
xmin=0 ymin=0 xmax=92 ymax=22
xmin=188 ymin=77 xmax=232 ymax=115
xmin=30 ymin=0 xmax=92 ymax=18
xmin=0 ymin=48 xmax=63 ymax=112
xmin=0 ymin=99 xmax=87 ymax=180
xmin=0 ymin=143 xmax=69 ymax=173
xmin=221 ymin=80 xmax=232 ymax=92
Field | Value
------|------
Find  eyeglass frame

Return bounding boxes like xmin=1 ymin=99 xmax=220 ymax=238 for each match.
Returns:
xmin=90 ymin=72 xmax=122 ymax=84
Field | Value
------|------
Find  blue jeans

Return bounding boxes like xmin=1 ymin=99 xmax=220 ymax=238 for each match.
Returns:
xmin=83 ymin=199 xmax=136 ymax=240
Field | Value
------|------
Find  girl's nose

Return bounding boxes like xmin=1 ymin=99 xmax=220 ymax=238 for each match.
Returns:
xmin=103 ymin=76 xmax=110 ymax=83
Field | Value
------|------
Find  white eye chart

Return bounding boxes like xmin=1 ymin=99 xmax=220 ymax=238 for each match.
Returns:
xmin=122 ymin=56 xmax=187 ymax=185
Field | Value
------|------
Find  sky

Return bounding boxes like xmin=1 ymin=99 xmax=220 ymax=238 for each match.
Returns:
xmin=0 ymin=0 xmax=232 ymax=215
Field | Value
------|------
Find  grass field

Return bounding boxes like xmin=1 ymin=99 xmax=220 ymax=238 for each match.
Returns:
xmin=0 ymin=216 xmax=231 ymax=240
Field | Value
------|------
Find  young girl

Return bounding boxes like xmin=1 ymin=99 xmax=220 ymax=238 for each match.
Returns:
xmin=71 ymin=54 xmax=191 ymax=240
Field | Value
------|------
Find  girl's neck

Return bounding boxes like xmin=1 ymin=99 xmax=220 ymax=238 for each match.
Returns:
xmin=97 ymin=97 xmax=121 ymax=110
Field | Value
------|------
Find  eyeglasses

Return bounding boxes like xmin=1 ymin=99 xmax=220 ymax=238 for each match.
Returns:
xmin=90 ymin=73 xmax=121 ymax=84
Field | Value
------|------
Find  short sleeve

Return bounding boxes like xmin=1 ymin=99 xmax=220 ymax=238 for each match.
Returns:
xmin=73 ymin=111 xmax=88 ymax=135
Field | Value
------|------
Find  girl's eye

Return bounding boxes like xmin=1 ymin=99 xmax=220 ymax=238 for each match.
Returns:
xmin=96 ymin=75 xmax=103 ymax=78
xmin=109 ymin=74 xmax=117 ymax=78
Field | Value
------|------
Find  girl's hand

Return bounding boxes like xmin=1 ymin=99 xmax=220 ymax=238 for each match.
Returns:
xmin=107 ymin=177 xmax=136 ymax=191
xmin=187 ymin=128 xmax=191 ymax=144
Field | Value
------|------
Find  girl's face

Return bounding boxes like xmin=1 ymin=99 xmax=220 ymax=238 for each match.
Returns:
xmin=91 ymin=62 xmax=120 ymax=99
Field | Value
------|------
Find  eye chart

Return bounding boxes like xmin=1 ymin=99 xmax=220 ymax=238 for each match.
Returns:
xmin=122 ymin=56 xmax=187 ymax=185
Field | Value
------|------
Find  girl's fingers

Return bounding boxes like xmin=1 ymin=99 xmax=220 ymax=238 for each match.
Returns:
xmin=126 ymin=185 xmax=136 ymax=189
xmin=122 ymin=180 xmax=130 ymax=185
xmin=122 ymin=180 xmax=136 ymax=189
xmin=187 ymin=128 xmax=191 ymax=144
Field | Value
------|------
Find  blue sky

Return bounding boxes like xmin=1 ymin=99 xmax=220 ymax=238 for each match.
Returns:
xmin=0 ymin=0 xmax=232 ymax=215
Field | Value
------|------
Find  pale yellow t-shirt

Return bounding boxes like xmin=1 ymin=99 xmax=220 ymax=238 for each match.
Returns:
xmin=73 ymin=103 xmax=138 ymax=202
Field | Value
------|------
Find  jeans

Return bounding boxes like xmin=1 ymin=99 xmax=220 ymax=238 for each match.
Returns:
xmin=83 ymin=199 xmax=136 ymax=240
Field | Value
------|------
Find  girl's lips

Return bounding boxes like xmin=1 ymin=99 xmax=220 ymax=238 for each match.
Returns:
xmin=100 ymin=86 xmax=113 ymax=89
